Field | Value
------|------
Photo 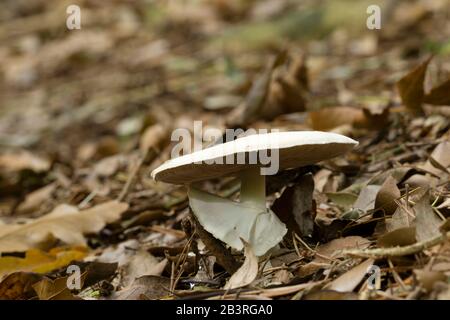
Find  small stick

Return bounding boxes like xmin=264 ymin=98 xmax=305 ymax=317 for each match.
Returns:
xmin=342 ymin=231 xmax=450 ymax=258
xmin=117 ymin=151 xmax=147 ymax=202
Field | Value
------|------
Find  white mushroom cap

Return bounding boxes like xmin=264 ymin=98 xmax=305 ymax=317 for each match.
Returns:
xmin=152 ymin=131 xmax=358 ymax=184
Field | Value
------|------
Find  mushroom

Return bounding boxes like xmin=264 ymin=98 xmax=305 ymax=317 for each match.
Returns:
xmin=151 ymin=131 xmax=358 ymax=256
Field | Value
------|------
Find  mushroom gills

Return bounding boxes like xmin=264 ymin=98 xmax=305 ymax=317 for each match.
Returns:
xmin=188 ymin=167 xmax=287 ymax=257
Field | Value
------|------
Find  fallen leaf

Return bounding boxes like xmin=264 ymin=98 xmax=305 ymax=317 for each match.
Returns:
xmin=32 ymin=275 xmax=84 ymax=300
xmin=421 ymin=141 xmax=450 ymax=176
xmin=386 ymin=205 xmax=413 ymax=231
xmin=375 ymin=176 xmax=400 ymax=215
xmin=308 ymin=106 xmax=364 ymax=131
xmin=414 ymin=191 xmax=442 ymax=242
xmin=0 ymin=201 xmax=128 ymax=253
xmin=0 ymin=150 xmax=50 ymax=173
xmin=326 ymin=192 xmax=358 ymax=211
xmin=121 ymin=250 xmax=167 ymax=287
xmin=139 ymin=124 xmax=169 ymax=153
xmin=0 ymin=272 xmax=43 ymax=300
xmin=16 ymin=183 xmax=56 ymax=214
xmin=424 ymin=79 xmax=450 ymax=106
xmin=326 ymin=258 xmax=374 ymax=292
xmin=396 ymin=57 xmax=431 ymax=114
xmin=353 ymin=185 xmax=382 ymax=212
xmin=227 ymin=53 xmax=285 ymax=126
xmin=414 ymin=269 xmax=447 ymax=292
xmin=225 ymin=240 xmax=258 ymax=290
xmin=0 ymin=246 xmax=88 ymax=280
xmin=377 ymin=227 xmax=416 ymax=247
xmin=272 ymin=173 xmax=315 ymax=237
xmin=316 ymin=236 xmax=371 ymax=263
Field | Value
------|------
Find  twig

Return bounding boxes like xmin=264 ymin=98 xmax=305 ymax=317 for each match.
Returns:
xmin=294 ymin=233 xmax=334 ymax=261
xmin=342 ymin=231 xmax=450 ymax=258
xmin=117 ymin=150 xmax=147 ymax=202
xmin=388 ymin=259 xmax=407 ymax=291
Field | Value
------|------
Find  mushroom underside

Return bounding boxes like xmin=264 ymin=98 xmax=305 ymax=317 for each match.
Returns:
xmin=188 ymin=167 xmax=287 ymax=256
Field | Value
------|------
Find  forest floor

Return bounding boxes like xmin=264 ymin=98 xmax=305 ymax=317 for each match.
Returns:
xmin=0 ymin=0 xmax=449 ymax=300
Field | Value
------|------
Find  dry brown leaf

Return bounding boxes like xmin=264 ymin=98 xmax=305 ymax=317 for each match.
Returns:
xmin=0 ymin=201 xmax=128 ymax=253
xmin=0 ymin=272 xmax=43 ymax=300
xmin=224 ymin=240 xmax=258 ymax=290
xmin=0 ymin=247 xmax=88 ymax=280
xmin=226 ymin=54 xmax=284 ymax=127
xmin=424 ymin=79 xmax=450 ymax=106
xmin=0 ymin=150 xmax=50 ymax=173
xmin=386 ymin=205 xmax=413 ymax=231
xmin=414 ymin=269 xmax=447 ymax=292
xmin=16 ymin=183 xmax=56 ymax=214
xmin=316 ymin=236 xmax=371 ymax=263
xmin=326 ymin=258 xmax=374 ymax=292
xmin=272 ymin=173 xmax=315 ymax=237
xmin=396 ymin=57 xmax=431 ymax=114
xmin=377 ymin=227 xmax=416 ymax=248
xmin=353 ymin=185 xmax=381 ymax=213
xmin=32 ymin=275 xmax=83 ymax=300
xmin=421 ymin=141 xmax=450 ymax=176
xmin=375 ymin=176 xmax=400 ymax=215
xmin=121 ymin=250 xmax=167 ymax=287
xmin=308 ymin=106 xmax=364 ymax=131
xmin=414 ymin=191 xmax=442 ymax=242
xmin=139 ymin=124 xmax=170 ymax=153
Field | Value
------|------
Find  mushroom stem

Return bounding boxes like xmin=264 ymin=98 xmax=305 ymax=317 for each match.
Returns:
xmin=240 ymin=167 xmax=266 ymax=210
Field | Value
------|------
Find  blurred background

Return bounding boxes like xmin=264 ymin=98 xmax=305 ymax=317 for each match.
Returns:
xmin=0 ymin=0 xmax=449 ymax=211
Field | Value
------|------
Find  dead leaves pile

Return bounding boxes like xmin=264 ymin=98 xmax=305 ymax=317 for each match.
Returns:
xmin=0 ymin=0 xmax=449 ymax=301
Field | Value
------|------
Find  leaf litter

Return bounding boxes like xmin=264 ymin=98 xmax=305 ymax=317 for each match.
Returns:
xmin=0 ymin=0 xmax=449 ymax=300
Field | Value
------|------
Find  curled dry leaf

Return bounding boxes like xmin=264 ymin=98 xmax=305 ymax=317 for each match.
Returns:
xmin=0 ymin=201 xmax=128 ymax=253
xmin=224 ymin=240 xmax=258 ymax=290
xmin=139 ymin=124 xmax=170 ymax=153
